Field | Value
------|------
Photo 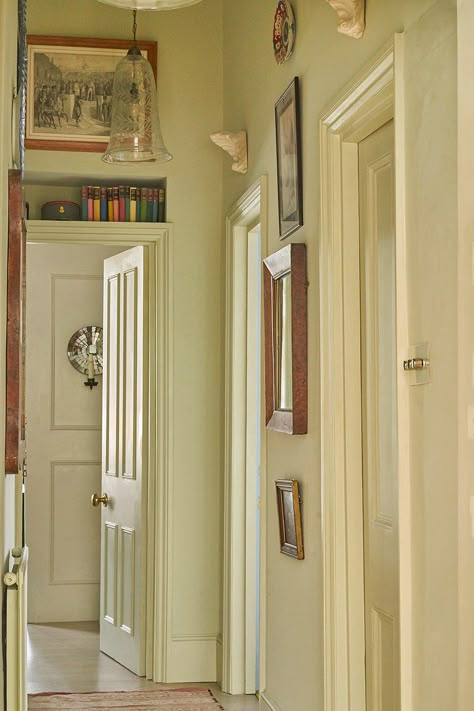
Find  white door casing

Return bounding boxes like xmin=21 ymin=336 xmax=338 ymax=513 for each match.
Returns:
xmin=359 ymin=120 xmax=400 ymax=709
xmin=222 ymin=177 xmax=268 ymax=695
xmin=320 ymin=38 xmax=411 ymax=711
xmin=25 ymin=243 xmax=121 ymax=623
xmin=100 ymin=246 xmax=148 ymax=676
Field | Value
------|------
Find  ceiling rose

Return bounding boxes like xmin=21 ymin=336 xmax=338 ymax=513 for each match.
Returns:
xmin=97 ymin=0 xmax=203 ymax=9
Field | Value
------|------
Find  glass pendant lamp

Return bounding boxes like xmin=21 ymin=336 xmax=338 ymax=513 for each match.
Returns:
xmin=102 ymin=10 xmax=172 ymax=163
xmin=98 ymin=0 xmax=202 ymax=9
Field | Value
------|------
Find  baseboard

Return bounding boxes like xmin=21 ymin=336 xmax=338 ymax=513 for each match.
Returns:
xmin=215 ymin=635 xmax=223 ymax=688
xmin=260 ymin=690 xmax=282 ymax=711
xmin=166 ymin=634 xmax=218 ymax=682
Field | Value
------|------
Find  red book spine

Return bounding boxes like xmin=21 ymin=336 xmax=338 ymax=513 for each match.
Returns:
xmin=113 ymin=187 xmax=119 ymax=222
xmin=119 ymin=185 xmax=126 ymax=222
xmin=87 ymin=186 xmax=93 ymax=221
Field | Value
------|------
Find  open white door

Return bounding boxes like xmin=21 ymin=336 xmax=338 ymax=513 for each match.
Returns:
xmin=98 ymin=246 xmax=148 ymax=676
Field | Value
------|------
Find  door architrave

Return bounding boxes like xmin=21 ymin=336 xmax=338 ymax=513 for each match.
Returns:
xmin=319 ymin=37 xmax=412 ymax=711
xmin=222 ymin=176 xmax=267 ymax=695
xmin=25 ymin=220 xmax=173 ymax=682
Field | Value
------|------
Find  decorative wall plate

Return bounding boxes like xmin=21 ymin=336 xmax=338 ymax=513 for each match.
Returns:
xmin=67 ymin=326 xmax=103 ymax=376
xmin=273 ymin=0 xmax=296 ymax=65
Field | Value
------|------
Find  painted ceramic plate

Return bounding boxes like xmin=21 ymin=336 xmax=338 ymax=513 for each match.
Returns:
xmin=273 ymin=0 xmax=296 ymax=65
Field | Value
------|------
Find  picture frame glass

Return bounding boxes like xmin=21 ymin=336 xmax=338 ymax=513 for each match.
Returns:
xmin=26 ymin=36 xmax=157 ymax=152
xmin=275 ymin=77 xmax=303 ymax=239
xmin=275 ymin=270 xmax=292 ymax=411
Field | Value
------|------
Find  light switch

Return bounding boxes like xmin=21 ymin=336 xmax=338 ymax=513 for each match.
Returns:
xmin=468 ymin=406 xmax=474 ymax=440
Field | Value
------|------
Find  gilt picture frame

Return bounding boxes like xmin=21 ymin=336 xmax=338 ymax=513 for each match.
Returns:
xmin=275 ymin=479 xmax=304 ymax=560
xmin=275 ymin=77 xmax=303 ymax=239
xmin=26 ymin=35 xmax=157 ymax=153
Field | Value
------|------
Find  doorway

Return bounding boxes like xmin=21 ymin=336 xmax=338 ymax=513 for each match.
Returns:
xmin=320 ymin=39 xmax=410 ymax=711
xmin=22 ymin=219 xmax=173 ymax=689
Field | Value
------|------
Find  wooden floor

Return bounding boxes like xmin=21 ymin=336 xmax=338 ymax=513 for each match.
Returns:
xmin=27 ymin=622 xmax=258 ymax=710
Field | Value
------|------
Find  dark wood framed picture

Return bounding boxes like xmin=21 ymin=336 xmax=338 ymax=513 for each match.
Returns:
xmin=275 ymin=77 xmax=303 ymax=239
xmin=26 ymin=35 xmax=157 ymax=153
xmin=263 ymin=242 xmax=307 ymax=434
xmin=275 ymin=479 xmax=304 ymax=560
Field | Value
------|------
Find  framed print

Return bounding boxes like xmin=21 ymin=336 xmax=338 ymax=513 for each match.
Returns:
xmin=263 ymin=242 xmax=307 ymax=434
xmin=275 ymin=479 xmax=304 ymax=559
xmin=275 ymin=76 xmax=303 ymax=239
xmin=26 ymin=35 xmax=157 ymax=153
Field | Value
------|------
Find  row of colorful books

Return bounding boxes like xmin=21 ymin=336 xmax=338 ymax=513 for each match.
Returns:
xmin=81 ymin=185 xmax=166 ymax=222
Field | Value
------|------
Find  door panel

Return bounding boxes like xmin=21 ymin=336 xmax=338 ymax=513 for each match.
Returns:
xmin=359 ymin=119 xmax=400 ymax=711
xmin=100 ymin=246 xmax=147 ymax=676
xmin=26 ymin=243 xmax=120 ymax=623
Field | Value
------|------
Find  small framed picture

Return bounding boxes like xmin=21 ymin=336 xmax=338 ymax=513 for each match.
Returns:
xmin=275 ymin=479 xmax=304 ymax=559
xmin=275 ymin=77 xmax=303 ymax=239
xmin=26 ymin=35 xmax=157 ymax=153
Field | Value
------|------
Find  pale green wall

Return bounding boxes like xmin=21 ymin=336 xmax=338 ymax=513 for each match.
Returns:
xmin=26 ymin=0 xmax=224 ymax=680
xmin=221 ymin=1 xmax=458 ymax=710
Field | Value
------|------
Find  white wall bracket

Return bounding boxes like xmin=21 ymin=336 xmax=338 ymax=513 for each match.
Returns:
xmin=210 ymin=130 xmax=248 ymax=174
xmin=326 ymin=0 xmax=365 ymax=39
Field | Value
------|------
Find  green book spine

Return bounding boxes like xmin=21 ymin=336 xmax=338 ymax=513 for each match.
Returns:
xmin=136 ymin=192 xmax=141 ymax=222
xmin=125 ymin=185 xmax=131 ymax=222
xmin=140 ymin=188 xmax=148 ymax=222
xmin=147 ymin=188 xmax=153 ymax=222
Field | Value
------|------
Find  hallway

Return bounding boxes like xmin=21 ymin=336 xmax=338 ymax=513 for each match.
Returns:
xmin=27 ymin=623 xmax=258 ymax=709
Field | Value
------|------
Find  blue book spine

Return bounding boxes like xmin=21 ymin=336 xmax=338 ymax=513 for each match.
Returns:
xmin=100 ymin=187 xmax=107 ymax=221
xmin=81 ymin=186 xmax=88 ymax=220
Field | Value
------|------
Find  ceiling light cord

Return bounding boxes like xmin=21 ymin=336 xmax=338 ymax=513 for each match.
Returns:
xmin=132 ymin=9 xmax=138 ymax=45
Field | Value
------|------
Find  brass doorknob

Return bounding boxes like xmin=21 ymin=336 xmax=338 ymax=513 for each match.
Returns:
xmin=91 ymin=493 xmax=109 ymax=507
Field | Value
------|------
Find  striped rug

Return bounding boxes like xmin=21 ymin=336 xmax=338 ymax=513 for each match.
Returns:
xmin=28 ymin=688 xmax=224 ymax=709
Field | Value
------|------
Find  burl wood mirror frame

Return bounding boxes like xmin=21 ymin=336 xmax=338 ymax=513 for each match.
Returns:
xmin=5 ymin=169 xmax=27 ymax=474
xmin=263 ymin=242 xmax=307 ymax=434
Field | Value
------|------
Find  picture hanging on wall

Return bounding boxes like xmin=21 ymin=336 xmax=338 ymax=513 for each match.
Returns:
xmin=275 ymin=76 xmax=303 ymax=239
xmin=25 ymin=35 xmax=157 ymax=153
xmin=275 ymin=479 xmax=304 ymax=560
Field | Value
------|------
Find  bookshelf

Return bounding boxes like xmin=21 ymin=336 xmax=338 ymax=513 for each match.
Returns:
xmin=23 ymin=177 xmax=167 ymax=222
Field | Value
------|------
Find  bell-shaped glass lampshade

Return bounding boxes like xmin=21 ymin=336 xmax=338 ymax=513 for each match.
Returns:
xmin=102 ymin=47 xmax=172 ymax=163
xmin=98 ymin=0 xmax=202 ymax=9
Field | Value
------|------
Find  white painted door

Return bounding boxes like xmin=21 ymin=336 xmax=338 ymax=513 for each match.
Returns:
xmin=358 ymin=119 xmax=400 ymax=710
xmin=25 ymin=243 xmax=121 ymax=623
xmin=99 ymin=246 xmax=148 ymax=676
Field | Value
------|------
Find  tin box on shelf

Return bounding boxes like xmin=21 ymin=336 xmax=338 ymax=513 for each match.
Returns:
xmin=41 ymin=200 xmax=81 ymax=221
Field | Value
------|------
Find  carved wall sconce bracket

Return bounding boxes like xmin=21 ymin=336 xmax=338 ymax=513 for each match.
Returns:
xmin=210 ymin=130 xmax=248 ymax=174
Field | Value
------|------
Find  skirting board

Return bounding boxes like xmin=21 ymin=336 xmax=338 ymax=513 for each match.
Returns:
xmin=216 ymin=636 xmax=223 ymax=688
xmin=260 ymin=691 xmax=282 ymax=711
xmin=167 ymin=635 xmax=218 ymax=682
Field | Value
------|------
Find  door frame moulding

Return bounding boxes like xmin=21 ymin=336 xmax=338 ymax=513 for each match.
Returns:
xmin=222 ymin=176 xmax=268 ymax=695
xmin=319 ymin=36 xmax=412 ymax=711
xmin=25 ymin=220 xmax=173 ymax=683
